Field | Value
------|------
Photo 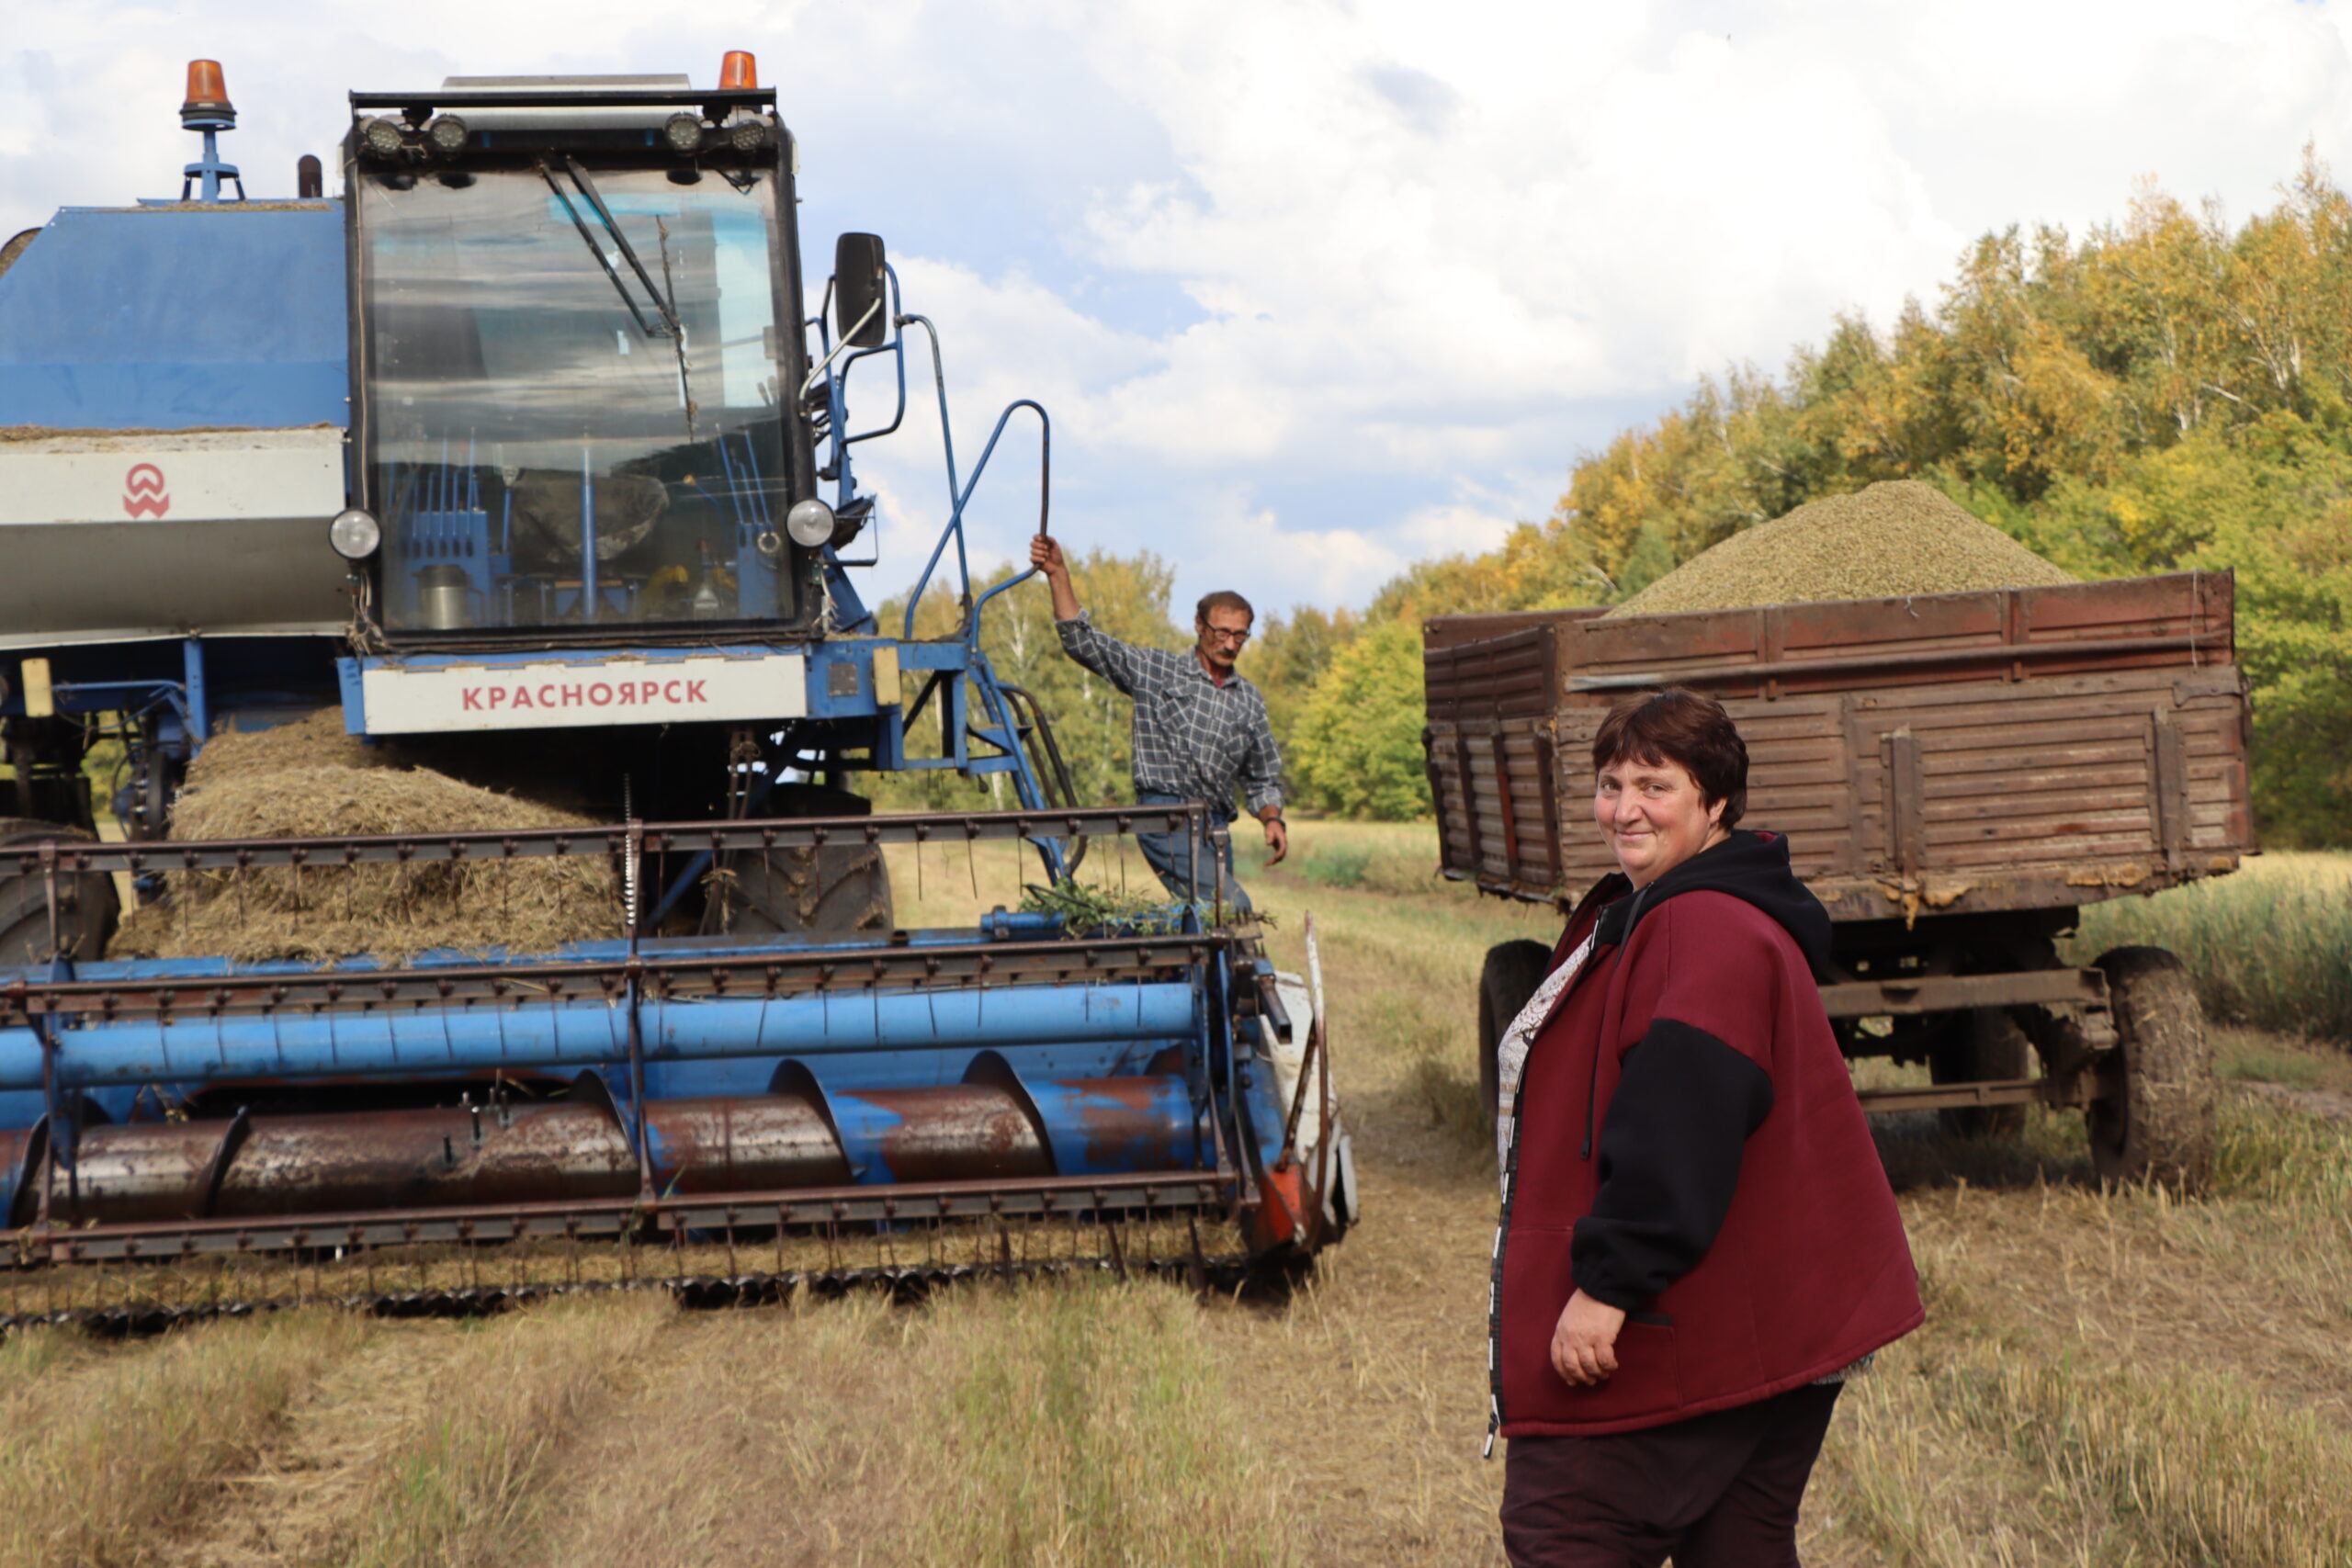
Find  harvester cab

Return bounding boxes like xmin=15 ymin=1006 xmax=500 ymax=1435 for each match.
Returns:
xmin=0 ymin=58 xmax=1352 ymax=1325
xmin=328 ymin=65 xmax=1060 ymax=877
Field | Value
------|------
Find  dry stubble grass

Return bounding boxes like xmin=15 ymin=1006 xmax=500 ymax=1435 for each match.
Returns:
xmin=322 ymin=1293 xmax=671 ymax=1568
xmin=517 ymin=1279 xmax=1298 ymax=1568
xmin=0 ymin=1312 xmax=361 ymax=1568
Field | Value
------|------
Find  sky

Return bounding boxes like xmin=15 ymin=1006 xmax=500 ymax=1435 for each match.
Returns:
xmin=7 ymin=0 xmax=2352 ymax=621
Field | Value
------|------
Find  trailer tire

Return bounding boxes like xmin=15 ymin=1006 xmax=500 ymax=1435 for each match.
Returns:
xmin=2088 ymin=946 xmax=2215 ymax=1189
xmin=0 ymin=818 xmax=119 ymax=966
xmin=1477 ymin=940 xmax=1555 ymax=1123
xmin=1930 ymin=1008 xmax=2031 ymax=1139
xmin=718 ymin=843 xmax=895 ymax=940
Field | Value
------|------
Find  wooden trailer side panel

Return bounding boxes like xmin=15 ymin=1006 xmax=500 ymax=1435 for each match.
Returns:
xmin=1424 ymin=624 xmax=1567 ymax=899
xmin=1424 ymin=574 xmax=2254 ymax=918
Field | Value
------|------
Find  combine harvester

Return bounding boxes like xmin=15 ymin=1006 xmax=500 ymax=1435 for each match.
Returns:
xmin=0 ymin=58 xmax=1351 ymax=1327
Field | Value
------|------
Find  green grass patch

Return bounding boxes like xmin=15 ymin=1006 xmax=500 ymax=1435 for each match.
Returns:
xmin=917 ymin=1279 xmax=1298 ymax=1568
xmin=2068 ymin=853 xmax=2352 ymax=1043
xmin=2212 ymin=1095 xmax=2352 ymax=1208
xmin=336 ymin=1297 xmax=667 ymax=1568
xmin=1279 ymin=820 xmax=1462 ymax=900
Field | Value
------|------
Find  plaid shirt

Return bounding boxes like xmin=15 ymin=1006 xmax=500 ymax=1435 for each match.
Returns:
xmin=1056 ymin=612 xmax=1283 ymax=820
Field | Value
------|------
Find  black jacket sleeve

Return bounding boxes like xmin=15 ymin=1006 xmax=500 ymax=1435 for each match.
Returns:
xmin=1569 ymin=1019 xmax=1773 ymax=1313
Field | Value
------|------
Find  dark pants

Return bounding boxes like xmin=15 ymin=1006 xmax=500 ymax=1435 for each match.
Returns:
xmin=1500 ymin=1382 xmax=1842 ymax=1567
xmin=1132 ymin=791 xmax=1253 ymax=913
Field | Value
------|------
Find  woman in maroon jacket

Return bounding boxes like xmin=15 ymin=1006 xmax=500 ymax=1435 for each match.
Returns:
xmin=1491 ymin=689 xmax=1921 ymax=1567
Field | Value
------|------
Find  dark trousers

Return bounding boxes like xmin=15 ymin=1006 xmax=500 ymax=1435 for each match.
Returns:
xmin=1500 ymin=1382 xmax=1841 ymax=1567
xmin=1132 ymin=791 xmax=1253 ymax=913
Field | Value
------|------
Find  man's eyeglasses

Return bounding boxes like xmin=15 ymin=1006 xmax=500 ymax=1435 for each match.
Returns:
xmin=1202 ymin=626 xmax=1251 ymax=646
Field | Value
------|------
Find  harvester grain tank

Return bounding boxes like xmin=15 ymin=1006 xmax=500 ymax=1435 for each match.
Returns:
xmin=0 ymin=59 xmax=1351 ymax=1313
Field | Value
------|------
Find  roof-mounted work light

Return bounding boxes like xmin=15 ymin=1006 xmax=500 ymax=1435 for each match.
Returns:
xmin=425 ymin=114 xmax=468 ymax=153
xmin=663 ymin=114 xmax=705 ymax=153
xmin=357 ymin=117 xmax=405 ymax=159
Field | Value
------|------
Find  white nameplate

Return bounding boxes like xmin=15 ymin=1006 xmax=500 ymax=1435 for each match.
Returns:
xmin=359 ymin=652 xmax=808 ymax=734
xmin=0 ymin=427 xmax=345 ymax=525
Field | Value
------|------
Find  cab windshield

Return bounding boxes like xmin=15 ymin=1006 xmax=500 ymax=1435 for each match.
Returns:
xmin=358 ymin=163 xmax=792 ymax=634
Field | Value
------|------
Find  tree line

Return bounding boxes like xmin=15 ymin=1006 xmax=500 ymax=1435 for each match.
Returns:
xmin=882 ymin=155 xmax=2352 ymax=844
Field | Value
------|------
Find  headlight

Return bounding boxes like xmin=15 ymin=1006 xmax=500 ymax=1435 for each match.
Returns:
xmin=663 ymin=114 xmax=705 ymax=153
xmin=358 ymin=118 xmax=405 ymax=158
xmin=785 ymin=498 xmax=836 ymax=547
xmin=329 ymin=507 xmax=381 ymax=559
xmin=425 ymin=114 xmax=468 ymax=153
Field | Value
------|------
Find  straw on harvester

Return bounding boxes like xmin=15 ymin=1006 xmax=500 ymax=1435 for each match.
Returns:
xmin=108 ymin=710 xmax=621 ymax=964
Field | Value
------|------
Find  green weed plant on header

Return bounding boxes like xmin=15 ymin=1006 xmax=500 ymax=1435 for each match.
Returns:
xmin=2068 ymin=853 xmax=2352 ymax=1043
xmin=1016 ymin=878 xmax=1183 ymax=935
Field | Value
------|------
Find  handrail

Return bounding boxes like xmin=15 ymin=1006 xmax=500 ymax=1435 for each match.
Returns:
xmin=961 ymin=400 xmax=1051 ymax=646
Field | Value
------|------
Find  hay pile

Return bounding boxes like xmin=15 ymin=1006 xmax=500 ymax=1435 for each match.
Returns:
xmin=110 ymin=710 xmax=621 ymax=964
xmin=1606 ymin=480 xmax=2075 ymax=618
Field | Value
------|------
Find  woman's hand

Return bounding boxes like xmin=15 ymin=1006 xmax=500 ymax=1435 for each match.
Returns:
xmin=1550 ymin=1290 xmax=1627 ymax=1386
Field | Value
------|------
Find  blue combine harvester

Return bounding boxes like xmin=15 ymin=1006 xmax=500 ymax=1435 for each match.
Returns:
xmin=0 ymin=58 xmax=1350 ymax=1319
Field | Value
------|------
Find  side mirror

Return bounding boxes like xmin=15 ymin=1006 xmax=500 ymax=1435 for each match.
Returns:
xmin=834 ymin=232 xmax=888 ymax=348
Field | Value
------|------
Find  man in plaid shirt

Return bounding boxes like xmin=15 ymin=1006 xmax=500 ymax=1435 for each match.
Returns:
xmin=1030 ymin=536 xmax=1287 ymax=910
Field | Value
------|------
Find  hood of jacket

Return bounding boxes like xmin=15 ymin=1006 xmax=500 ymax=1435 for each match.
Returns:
xmin=1592 ymin=829 xmax=1833 ymax=980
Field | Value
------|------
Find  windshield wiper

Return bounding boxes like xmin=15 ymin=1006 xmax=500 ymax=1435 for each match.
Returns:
xmin=538 ymin=158 xmax=700 ymax=441
xmin=537 ymin=161 xmax=669 ymax=341
xmin=561 ymin=158 xmax=684 ymax=340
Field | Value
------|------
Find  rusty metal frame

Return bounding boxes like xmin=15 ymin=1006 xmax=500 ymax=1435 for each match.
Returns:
xmin=6 ymin=1167 xmax=1237 ymax=1264
xmin=1817 ymin=967 xmax=2106 ymax=1020
xmin=1854 ymin=1071 xmax=2109 ymax=1115
xmin=1 ymin=803 xmax=1206 ymax=879
xmin=3 ymin=933 xmax=1225 ymax=1026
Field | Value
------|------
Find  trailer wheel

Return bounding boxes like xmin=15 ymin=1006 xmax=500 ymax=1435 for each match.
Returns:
xmin=2088 ymin=946 xmax=2216 ymax=1189
xmin=1930 ymin=1008 xmax=2031 ymax=1139
xmin=715 ymin=843 xmax=895 ymax=940
xmin=0 ymin=818 xmax=119 ymax=966
xmin=1477 ymin=940 xmax=1554 ymax=1122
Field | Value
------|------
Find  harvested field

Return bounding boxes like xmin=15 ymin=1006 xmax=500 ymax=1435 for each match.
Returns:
xmin=12 ymin=825 xmax=2349 ymax=1566
xmin=109 ymin=710 xmax=620 ymax=964
xmin=1608 ymin=479 xmax=2076 ymax=617
xmin=0 ymin=1312 xmax=363 ymax=1568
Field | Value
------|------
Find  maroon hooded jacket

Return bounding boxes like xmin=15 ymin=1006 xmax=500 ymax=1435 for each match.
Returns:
xmin=1490 ymin=831 xmax=1922 ymax=1439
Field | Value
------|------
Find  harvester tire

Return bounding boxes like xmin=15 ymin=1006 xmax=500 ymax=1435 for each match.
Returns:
xmin=1930 ymin=1007 xmax=2032 ymax=1139
xmin=2088 ymin=946 xmax=2216 ymax=1190
xmin=0 ymin=818 xmax=119 ymax=966
xmin=1477 ymin=939 xmax=1554 ymax=1123
xmin=719 ymin=843 xmax=895 ymax=940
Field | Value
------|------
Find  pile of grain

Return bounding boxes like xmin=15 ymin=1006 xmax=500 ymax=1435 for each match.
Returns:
xmin=109 ymin=710 xmax=621 ymax=964
xmin=1605 ymin=480 xmax=2075 ymax=618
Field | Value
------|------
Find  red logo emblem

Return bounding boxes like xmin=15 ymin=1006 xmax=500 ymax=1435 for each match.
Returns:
xmin=123 ymin=464 xmax=170 ymax=519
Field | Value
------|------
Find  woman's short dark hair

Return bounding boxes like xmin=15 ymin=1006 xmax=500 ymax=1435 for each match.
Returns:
xmin=1590 ymin=688 xmax=1747 ymax=829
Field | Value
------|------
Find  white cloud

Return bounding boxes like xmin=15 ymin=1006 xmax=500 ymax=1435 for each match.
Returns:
xmin=7 ymin=0 xmax=2352 ymax=619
